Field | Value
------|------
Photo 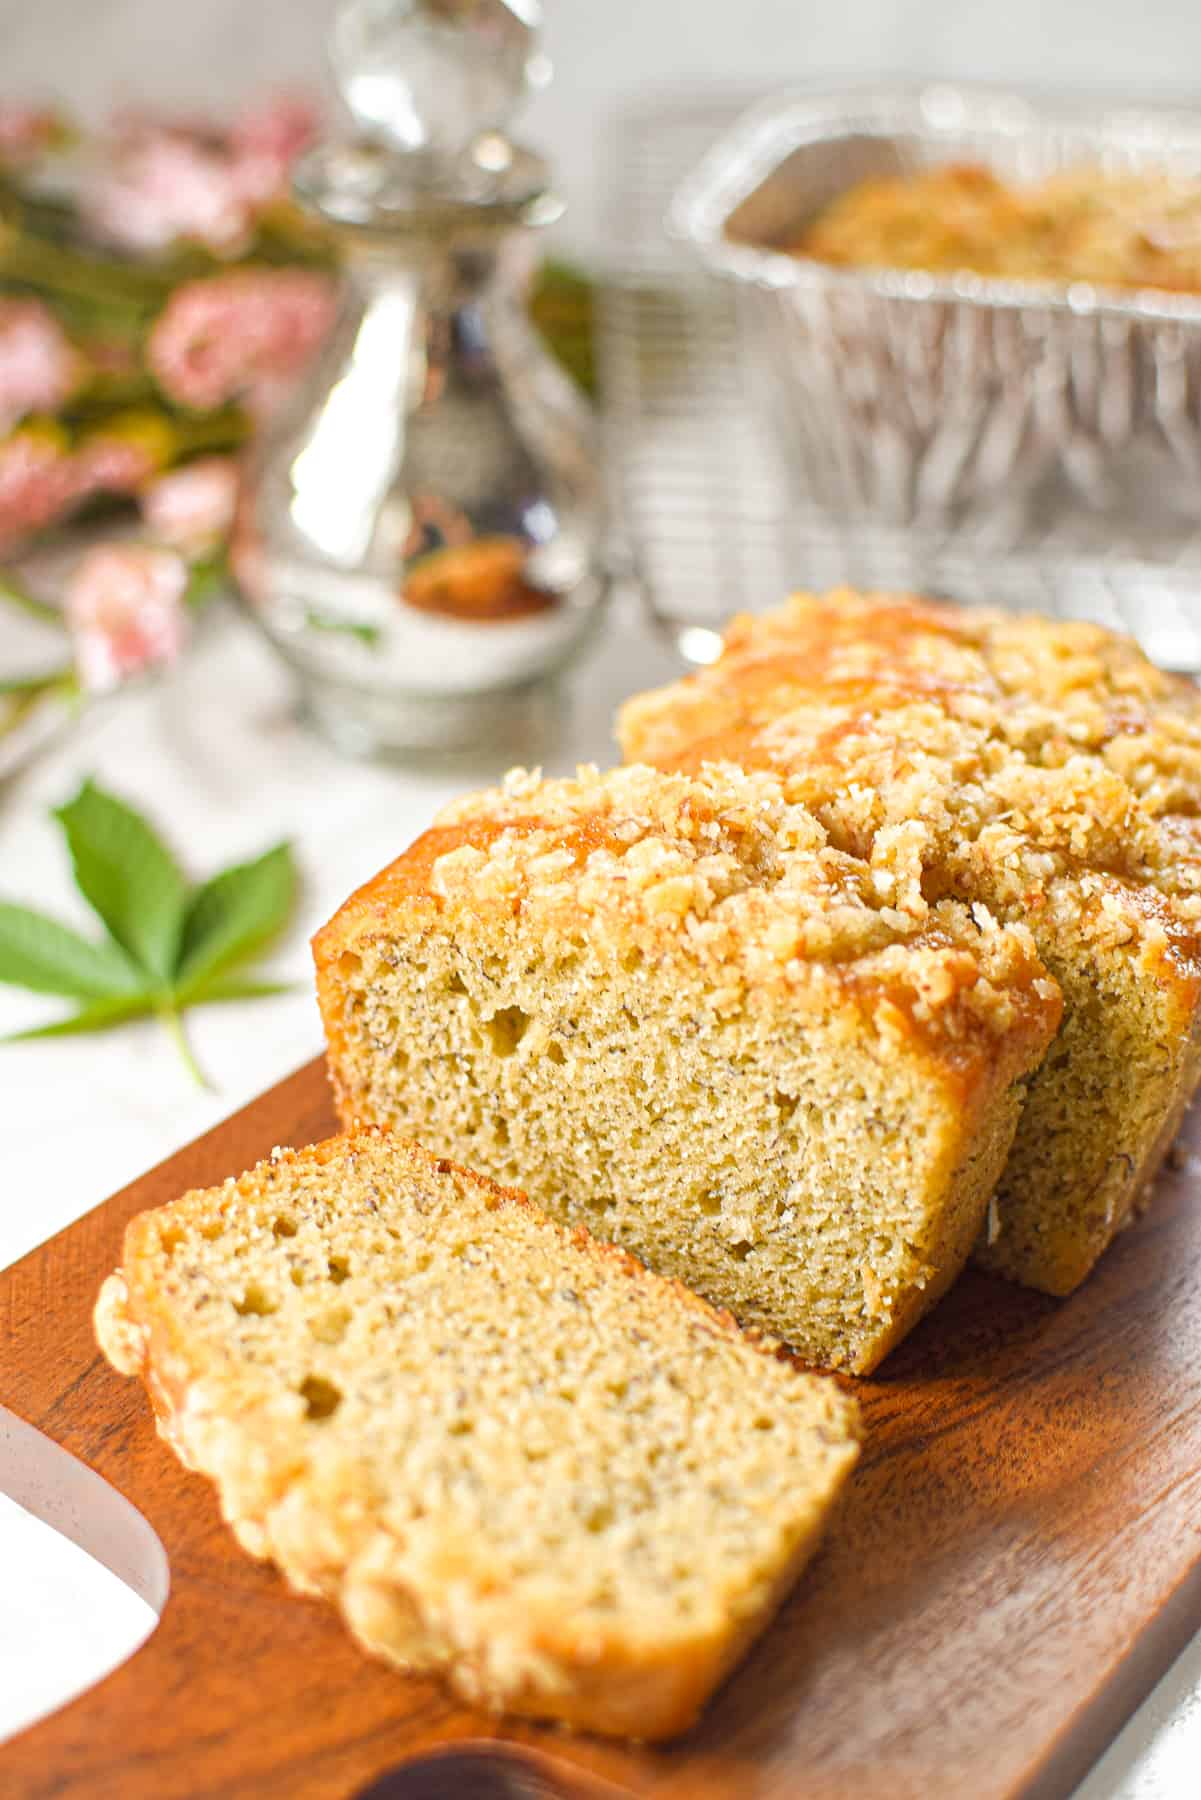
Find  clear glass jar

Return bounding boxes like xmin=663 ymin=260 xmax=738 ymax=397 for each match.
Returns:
xmin=231 ymin=1 xmax=609 ymax=755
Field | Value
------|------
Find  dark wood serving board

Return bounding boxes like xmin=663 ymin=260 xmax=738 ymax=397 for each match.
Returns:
xmin=4 ymin=1057 xmax=1201 ymax=1799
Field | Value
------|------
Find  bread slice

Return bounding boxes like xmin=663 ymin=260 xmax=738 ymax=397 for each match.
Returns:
xmin=94 ymin=1129 xmax=861 ymax=1741
xmin=314 ymin=763 xmax=1061 ymax=1371
xmin=618 ymin=589 xmax=1201 ymax=1296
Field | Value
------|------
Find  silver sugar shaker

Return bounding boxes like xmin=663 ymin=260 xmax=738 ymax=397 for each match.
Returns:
xmin=232 ymin=0 xmax=609 ymax=756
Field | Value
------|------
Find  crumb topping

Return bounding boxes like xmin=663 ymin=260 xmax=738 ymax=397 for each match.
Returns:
xmin=425 ymin=763 xmax=1057 ymax=1050
xmin=616 ymin=590 xmax=1201 ymax=962
xmin=793 ymin=161 xmax=1201 ymax=296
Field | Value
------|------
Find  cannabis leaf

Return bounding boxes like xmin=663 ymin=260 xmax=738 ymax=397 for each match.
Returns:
xmin=0 ymin=780 xmax=298 ymax=1086
xmin=55 ymin=780 xmax=189 ymax=982
xmin=175 ymin=843 xmax=296 ymax=995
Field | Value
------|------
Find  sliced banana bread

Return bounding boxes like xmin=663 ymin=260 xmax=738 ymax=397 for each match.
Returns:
xmin=94 ymin=1129 xmax=861 ymax=1741
xmin=314 ymin=764 xmax=1061 ymax=1371
xmin=618 ymin=590 xmax=1201 ymax=1296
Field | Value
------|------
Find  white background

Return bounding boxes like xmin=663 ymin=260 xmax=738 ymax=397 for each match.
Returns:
xmin=4 ymin=1 xmax=1201 ymax=1791
xmin=4 ymin=0 xmax=1201 ymax=257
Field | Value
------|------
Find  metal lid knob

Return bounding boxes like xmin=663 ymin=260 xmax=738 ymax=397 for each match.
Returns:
xmin=299 ymin=0 xmax=554 ymax=231
xmin=329 ymin=0 xmax=544 ymax=161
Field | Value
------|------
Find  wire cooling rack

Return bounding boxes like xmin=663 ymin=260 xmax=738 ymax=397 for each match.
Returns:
xmin=597 ymin=96 xmax=1201 ymax=670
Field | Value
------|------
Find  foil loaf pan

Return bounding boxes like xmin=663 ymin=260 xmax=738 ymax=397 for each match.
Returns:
xmin=670 ymin=84 xmax=1201 ymax=530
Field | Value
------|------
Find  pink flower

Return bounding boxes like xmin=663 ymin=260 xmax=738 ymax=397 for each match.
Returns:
xmin=230 ymin=93 xmax=319 ymax=167
xmin=148 ymin=269 xmax=337 ymax=411
xmin=0 ymin=433 xmax=75 ymax=549
xmin=83 ymin=125 xmax=257 ymax=256
xmin=65 ymin=544 xmax=189 ymax=694
xmin=228 ymin=93 xmax=319 ymax=206
xmin=0 ymin=102 xmax=62 ymax=160
xmin=68 ymin=435 xmax=156 ymax=502
xmin=143 ymin=456 xmax=239 ymax=551
xmin=81 ymin=93 xmax=319 ymax=257
xmin=0 ymin=301 xmax=80 ymax=432
xmin=0 ymin=422 xmax=158 ymax=552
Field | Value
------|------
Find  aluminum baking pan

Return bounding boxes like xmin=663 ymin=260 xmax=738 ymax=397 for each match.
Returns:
xmin=670 ymin=84 xmax=1201 ymax=525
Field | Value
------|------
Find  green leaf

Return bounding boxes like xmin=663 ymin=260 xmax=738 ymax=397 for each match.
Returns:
xmin=54 ymin=780 xmax=189 ymax=982
xmin=185 ymin=974 xmax=298 ymax=1004
xmin=4 ymin=993 xmax=153 ymax=1041
xmin=175 ymin=842 xmax=296 ymax=993
xmin=0 ymin=901 xmax=143 ymax=999
xmin=1 ymin=789 xmax=296 ymax=1084
xmin=183 ymin=553 xmax=229 ymax=613
xmin=303 ymin=608 xmax=382 ymax=647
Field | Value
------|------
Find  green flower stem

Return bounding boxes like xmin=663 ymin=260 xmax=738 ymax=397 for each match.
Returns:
xmin=184 ymin=553 xmax=229 ymax=611
xmin=0 ymin=567 xmax=62 ymax=624
xmin=12 ymin=393 xmax=251 ymax=458
xmin=0 ymin=228 xmax=177 ymax=311
xmin=1 ymin=664 xmax=75 ymax=698
xmin=168 ymin=407 xmax=251 ymax=458
xmin=0 ymin=182 xmax=79 ymax=239
xmin=66 ymin=372 xmax=164 ymax=415
xmin=0 ymin=668 xmax=78 ymax=741
xmin=248 ymin=216 xmax=338 ymax=271
xmin=3 ymin=281 xmax=150 ymax=342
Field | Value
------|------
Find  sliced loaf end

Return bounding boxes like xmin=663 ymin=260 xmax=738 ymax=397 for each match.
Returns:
xmin=95 ymin=1128 xmax=861 ymax=1741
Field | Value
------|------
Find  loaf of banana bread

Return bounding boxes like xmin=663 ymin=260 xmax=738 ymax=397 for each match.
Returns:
xmin=794 ymin=161 xmax=1201 ymax=296
xmin=314 ymin=763 xmax=1060 ymax=1371
xmin=618 ymin=591 xmax=1201 ymax=1295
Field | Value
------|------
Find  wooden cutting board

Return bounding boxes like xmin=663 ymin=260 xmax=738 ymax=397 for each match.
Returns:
xmin=4 ymin=1056 xmax=1201 ymax=1800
